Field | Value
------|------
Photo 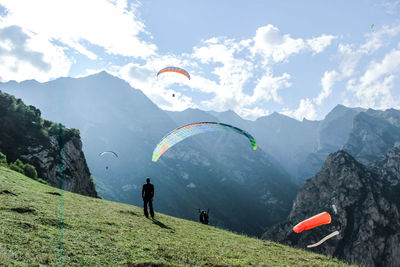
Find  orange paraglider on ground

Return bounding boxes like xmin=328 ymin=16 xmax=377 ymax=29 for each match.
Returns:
xmin=293 ymin=211 xmax=331 ymax=233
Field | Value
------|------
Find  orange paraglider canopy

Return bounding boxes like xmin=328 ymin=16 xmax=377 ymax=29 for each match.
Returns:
xmin=157 ymin=66 xmax=190 ymax=80
xmin=293 ymin=211 xmax=331 ymax=233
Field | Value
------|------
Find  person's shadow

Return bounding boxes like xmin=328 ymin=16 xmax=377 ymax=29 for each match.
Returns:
xmin=152 ymin=218 xmax=175 ymax=232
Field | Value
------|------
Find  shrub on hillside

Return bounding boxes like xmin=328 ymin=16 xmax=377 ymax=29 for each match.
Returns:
xmin=24 ymin=163 xmax=38 ymax=179
xmin=0 ymin=152 xmax=7 ymax=166
xmin=10 ymin=159 xmax=25 ymax=174
xmin=36 ymin=178 xmax=48 ymax=185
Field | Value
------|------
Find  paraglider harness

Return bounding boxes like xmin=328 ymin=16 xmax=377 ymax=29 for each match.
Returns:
xmin=198 ymin=209 xmax=209 ymax=225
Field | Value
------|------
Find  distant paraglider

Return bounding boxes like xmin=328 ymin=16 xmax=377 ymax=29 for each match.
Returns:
xmin=99 ymin=151 xmax=119 ymax=158
xmin=332 ymin=204 xmax=337 ymax=214
xmin=152 ymin=122 xmax=257 ymax=162
xmin=157 ymin=67 xmax=191 ymax=80
xmin=99 ymin=151 xmax=119 ymax=170
xmin=293 ymin=211 xmax=331 ymax=233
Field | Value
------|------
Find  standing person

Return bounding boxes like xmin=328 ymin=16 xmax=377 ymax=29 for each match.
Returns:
xmin=198 ymin=209 xmax=209 ymax=225
xmin=142 ymin=177 xmax=154 ymax=218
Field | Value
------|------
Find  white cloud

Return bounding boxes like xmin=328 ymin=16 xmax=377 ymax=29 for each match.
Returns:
xmin=122 ymin=24 xmax=333 ymax=120
xmin=250 ymin=71 xmax=291 ymax=104
xmin=314 ymin=44 xmax=361 ymax=104
xmin=361 ymin=24 xmax=400 ymax=53
xmin=312 ymin=26 xmax=399 ymax=108
xmin=307 ymin=34 xmax=337 ymax=54
xmin=282 ymin=98 xmax=317 ymax=120
xmin=192 ymin=38 xmax=255 ymax=113
xmin=359 ymin=48 xmax=400 ymax=87
xmin=252 ymin=24 xmax=305 ymax=63
xmin=347 ymin=75 xmax=399 ymax=109
xmin=0 ymin=0 xmax=156 ymax=58
xmin=338 ymin=24 xmax=400 ymax=110
xmin=0 ymin=25 xmax=70 ymax=82
xmin=251 ymin=24 xmax=336 ymax=63
xmin=316 ymin=70 xmax=340 ymax=105
xmin=263 ymin=24 xmax=400 ymax=115
xmin=337 ymin=44 xmax=362 ymax=76
xmin=74 ymin=68 xmax=107 ymax=78
xmin=189 ymin=75 xmax=220 ymax=94
xmin=346 ymin=47 xmax=400 ymax=109
xmin=384 ymin=0 xmax=400 ymax=14
xmin=0 ymin=0 xmax=157 ymax=82
xmin=0 ymin=1 xmax=343 ymax=122
xmin=193 ymin=40 xmax=235 ymax=64
xmin=237 ymin=106 xmax=270 ymax=121
xmin=189 ymin=27 xmax=333 ymax=119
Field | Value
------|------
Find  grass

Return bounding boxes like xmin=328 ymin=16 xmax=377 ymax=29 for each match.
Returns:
xmin=0 ymin=166 xmax=355 ymax=266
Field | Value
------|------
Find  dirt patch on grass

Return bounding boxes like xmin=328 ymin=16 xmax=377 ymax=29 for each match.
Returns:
xmin=0 ymin=190 xmax=17 ymax=196
xmin=46 ymin=192 xmax=61 ymax=196
xmin=40 ymin=218 xmax=68 ymax=228
xmin=17 ymin=221 xmax=38 ymax=230
xmin=119 ymin=210 xmax=138 ymax=216
xmin=127 ymin=263 xmax=173 ymax=267
xmin=11 ymin=207 xmax=35 ymax=214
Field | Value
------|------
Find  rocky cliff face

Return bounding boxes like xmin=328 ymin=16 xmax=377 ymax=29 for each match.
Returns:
xmin=0 ymin=91 xmax=97 ymax=197
xmin=263 ymin=148 xmax=400 ymax=267
xmin=343 ymin=111 xmax=400 ymax=165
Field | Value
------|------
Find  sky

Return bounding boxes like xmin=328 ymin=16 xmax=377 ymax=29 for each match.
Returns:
xmin=0 ymin=0 xmax=399 ymax=121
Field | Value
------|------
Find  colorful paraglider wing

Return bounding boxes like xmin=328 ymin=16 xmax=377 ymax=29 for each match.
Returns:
xmin=152 ymin=122 xmax=257 ymax=162
xmin=293 ymin=211 xmax=331 ymax=233
xmin=157 ymin=67 xmax=191 ymax=80
xmin=307 ymin=231 xmax=339 ymax=248
xmin=99 ymin=151 xmax=119 ymax=158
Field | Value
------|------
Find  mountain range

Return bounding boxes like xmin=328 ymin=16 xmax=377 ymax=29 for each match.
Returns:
xmin=1 ymin=71 xmax=400 ymax=237
xmin=0 ymin=72 xmax=296 ymax=236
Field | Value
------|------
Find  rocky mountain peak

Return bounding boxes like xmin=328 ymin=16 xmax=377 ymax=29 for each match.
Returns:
xmin=264 ymin=148 xmax=400 ymax=267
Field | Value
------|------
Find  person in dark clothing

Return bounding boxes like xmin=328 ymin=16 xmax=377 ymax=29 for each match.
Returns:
xmin=198 ymin=209 xmax=209 ymax=225
xmin=142 ymin=178 xmax=154 ymax=218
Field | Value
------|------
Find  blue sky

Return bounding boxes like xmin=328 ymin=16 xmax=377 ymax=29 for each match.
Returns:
xmin=0 ymin=0 xmax=399 ymax=120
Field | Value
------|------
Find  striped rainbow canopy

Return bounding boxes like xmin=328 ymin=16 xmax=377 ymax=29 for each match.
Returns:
xmin=157 ymin=66 xmax=191 ymax=80
xmin=152 ymin=122 xmax=257 ymax=162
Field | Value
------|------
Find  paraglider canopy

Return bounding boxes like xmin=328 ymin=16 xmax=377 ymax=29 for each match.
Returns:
xmin=152 ymin=122 xmax=257 ymax=162
xmin=293 ymin=211 xmax=331 ymax=233
xmin=157 ymin=66 xmax=191 ymax=80
xmin=99 ymin=151 xmax=119 ymax=158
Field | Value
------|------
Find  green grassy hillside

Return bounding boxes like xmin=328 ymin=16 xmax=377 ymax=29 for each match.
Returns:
xmin=0 ymin=167 xmax=354 ymax=266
